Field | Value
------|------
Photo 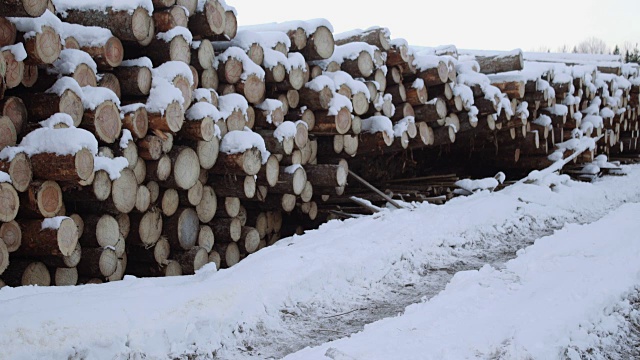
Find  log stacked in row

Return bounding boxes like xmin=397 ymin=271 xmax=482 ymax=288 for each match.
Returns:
xmin=0 ymin=0 xmax=638 ymax=287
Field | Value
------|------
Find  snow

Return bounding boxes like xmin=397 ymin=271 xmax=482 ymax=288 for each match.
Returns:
xmin=219 ymin=30 xmax=291 ymax=52
xmin=286 ymin=201 xmax=640 ymax=360
xmin=287 ymin=52 xmax=306 ymax=70
xmin=152 ymin=61 xmax=194 ymax=86
xmin=600 ymin=107 xmax=615 ymax=119
xmin=323 ymin=71 xmax=371 ymax=100
xmin=41 ymin=216 xmax=69 ymax=230
xmin=10 ymin=10 xmax=113 ymax=46
xmin=262 ymin=47 xmax=288 ymax=70
xmin=393 ymin=116 xmax=414 ymax=137
xmin=217 ymin=93 xmax=248 ymax=118
xmin=146 ymin=78 xmax=184 ymax=115
xmin=119 ymin=130 xmax=133 ymax=149
xmin=0 ymin=127 xmax=98 ymax=161
xmin=93 ymin=156 xmax=128 ymax=180
xmin=284 ymin=164 xmax=302 ymax=174
xmin=328 ymin=93 xmax=353 ymax=115
xmin=120 ymin=57 xmax=153 ymax=69
xmin=333 ymin=26 xmax=390 ymax=42
xmin=255 ymin=99 xmax=283 ymax=124
xmin=220 ymin=129 xmax=270 ymax=164
xmin=361 ymin=116 xmax=393 ymax=138
xmin=274 ymin=121 xmax=297 ymax=141
xmin=156 ymin=26 xmax=193 ymax=44
xmin=45 ymin=77 xmax=83 ymax=98
xmin=52 ymin=0 xmax=153 ymax=17
xmin=50 ymin=49 xmax=98 ymax=76
xmin=411 ymin=78 xmax=424 ymax=90
xmin=316 ymin=42 xmax=379 ymax=67
xmin=543 ymin=104 xmax=569 ymax=116
xmin=185 ymin=102 xmax=221 ymax=121
xmin=8 ymin=10 xmax=59 ymax=39
xmin=455 ymin=173 xmax=504 ymax=193
xmin=215 ymin=47 xmax=265 ymax=81
xmin=81 ymin=86 xmax=120 ymax=110
xmin=192 ymin=88 xmax=215 ymax=103
xmin=412 ymin=54 xmax=443 ymax=72
xmin=304 ymin=75 xmax=337 ymax=92
xmin=196 ymin=0 xmax=236 ymax=15
xmin=38 ymin=113 xmax=74 ymax=128
xmin=0 ymin=170 xmax=10 ymax=183
xmin=239 ymin=18 xmax=334 ymax=36
xmin=533 ymin=114 xmax=552 ymax=128
xmin=0 ymin=43 xmax=27 ymax=62
xmin=120 ymin=103 xmax=145 ymax=114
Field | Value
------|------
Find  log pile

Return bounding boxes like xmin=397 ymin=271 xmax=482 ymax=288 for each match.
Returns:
xmin=0 ymin=0 xmax=638 ymax=287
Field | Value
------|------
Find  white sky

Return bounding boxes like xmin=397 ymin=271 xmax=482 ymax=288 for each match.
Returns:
xmin=232 ymin=0 xmax=640 ymax=53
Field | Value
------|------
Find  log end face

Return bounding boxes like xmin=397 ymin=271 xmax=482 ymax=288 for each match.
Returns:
xmin=242 ymin=75 xmax=266 ymax=105
xmin=0 ymin=240 xmax=8 ymax=274
xmin=241 ymin=147 xmax=263 ymax=176
xmin=166 ymin=101 xmax=185 ymax=133
xmin=37 ymin=180 xmax=63 ymax=218
xmin=193 ymin=247 xmax=209 ymax=272
xmin=9 ymin=152 xmax=32 ymax=193
xmin=335 ymin=107 xmax=352 ymax=135
xmin=57 ymin=218 xmax=79 ymax=257
xmin=99 ymin=248 xmax=118 ymax=278
xmin=312 ymin=26 xmax=335 ymax=60
xmin=22 ymin=262 xmax=50 ymax=286
xmin=0 ymin=182 xmax=19 ymax=222
xmin=174 ymin=147 xmax=200 ymax=190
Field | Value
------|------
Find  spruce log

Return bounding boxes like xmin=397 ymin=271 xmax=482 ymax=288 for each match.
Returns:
xmin=416 ymin=61 xmax=448 ymax=86
xmin=175 ymin=246 xmax=207 ymax=274
xmin=236 ymin=74 xmax=266 ymax=105
xmin=60 ymin=6 xmax=154 ymax=45
xmin=476 ymin=51 xmax=524 ymax=74
xmin=158 ymin=146 xmax=200 ymax=190
xmin=40 ymin=242 xmax=81 ymax=268
xmin=18 ymin=180 xmax=62 ymax=219
xmin=0 ymin=220 xmax=21 ymax=253
xmin=134 ymin=33 xmax=191 ymax=66
xmin=0 ymin=17 xmax=16 ymax=48
xmin=78 ymin=214 xmax=120 ymax=248
xmin=341 ymin=50 xmax=375 ymax=78
xmin=159 ymin=188 xmax=179 ymax=217
xmin=2 ymin=49 xmax=23 ymax=88
xmin=81 ymin=100 xmax=122 ymax=144
xmin=128 ymin=209 xmax=163 ymax=247
xmin=30 ymin=148 xmax=94 ymax=182
xmin=18 ymin=89 xmax=83 ymax=126
xmin=257 ymin=154 xmax=280 ymax=188
xmin=0 ymin=151 xmax=32 ymax=193
xmin=301 ymin=25 xmax=334 ymax=61
xmin=196 ymin=185 xmax=217 ymax=223
xmin=21 ymin=25 xmax=61 ymax=65
xmin=98 ymin=73 xmax=121 ymax=98
xmin=197 ymin=225 xmax=214 ymax=252
xmin=82 ymin=36 xmax=123 ymax=70
xmin=491 ymin=80 xmax=525 ymax=99
xmin=15 ymin=217 xmax=78 ymax=257
xmin=188 ymin=0 xmax=226 ymax=38
xmin=312 ymin=107 xmax=352 ymax=135
xmin=0 ymin=239 xmax=7 ymax=275
xmin=270 ymin=166 xmax=307 ymax=195
xmin=191 ymin=39 xmax=215 ymax=71
xmin=2 ymin=260 xmax=50 ymax=287
xmin=113 ymin=66 xmax=152 ymax=96
xmin=210 ymin=147 xmax=262 ymax=176
xmin=147 ymin=100 xmax=184 ymax=133
xmin=210 ymin=174 xmax=256 ymax=199
xmin=335 ymin=27 xmax=390 ymax=51
xmin=164 ymin=207 xmax=200 ymax=250
xmin=0 ymin=0 xmax=48 ymax=17
xmin=238 ymin=227 xmax=260 ymax=254
xmin=211 ymin=217 xmax=241 ymax=242
xmin=1 ymin=96 xmax=27 ymax=136
xmin=77 ymin=247 xmax=118 ymax=278
xmin=298 ymin=84 xmax=333 ymax=111
xmin=153 ymin=5 xmax=189 ymax=32
xmin=52 ymin=267 xmax=78 ymax=286
xmin=214 ymin=241 xmax=239 ymax=268
xmin=138 ymin=134 xmax=163 ymax=161
xmin=21 ymin=63 xmax=38 ymax=87
xmin=304 ymin=164 xmax=347 ymax=187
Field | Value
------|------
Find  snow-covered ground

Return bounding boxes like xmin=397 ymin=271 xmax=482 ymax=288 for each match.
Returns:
xmin=2 ymin=166 xmax=640 ymax=360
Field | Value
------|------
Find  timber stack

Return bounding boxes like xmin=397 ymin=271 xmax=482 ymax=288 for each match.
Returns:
xmin=0 ymin=0 xmax=638 ymax=287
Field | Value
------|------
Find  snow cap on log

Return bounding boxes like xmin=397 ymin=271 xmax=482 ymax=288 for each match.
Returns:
xmin=255 ymin=99 xmax=283 ymax=124
xmin=0 ymin=126 xmax=98 ymax=161
xmin=328 ymin=93 xmax=353 ymax=115
xmin=323 ymin=71 xmax=371 ymax=100
xmin=219 ymin=30 xmax=291 ymax=51
xmin=1 ymin=43 xmax=27 ymax=61
xmin=192 ymin=88 xmax=217 ymax=103
xmin=152 ymin=60 xmax=194 ymax=85
xmin=313 ymin=42 xmax=380 ymax=67
xmin=52 ymin=0 xmax=154 ymax=17
xmin=218 ymin=93 xmax=248 ymax=118
xmin=220 ymin=129 xmax=270 ymax=164
xmin=94 ymin=155 xmax=128 ymax=180
xmin=156 ymin=26 xmax=192 ymax=44
xmin=120 ymin=129 xmax=133 ymax=148
xmin=274 ymin=121 xmax=297 ymax=142
xmin=263 ymin=47 xmax=288 ymax=70
xmin=81 ymin=85 xmax=121 ymax=110
xmin=146 ymin=77 xmax=184 ymax=115
xmin=305 ymin=74 xmax=337 ymax=92
xmin=239 ymin=18 xmax=334 ymax=36
xmin=361 ymin=115 xmax=394 ymax=138
xmin=0 ymin=171 xmax=11 ymax=183
xmin=50 ymin=49 xmax=98 ymax=75
xmin=215 ymin=46 xmax=265 ymax=81
xmin=393 ymin=116 xmax=415 ymax=137
xmin=41 ymin=216 xmax=70 ymax=230
xmin=121 ymin=56 xmax=153 ymax=68
xmin=8 ymin=10 xmax=60 ymax=39
xmin=39 ymin=113 xmax=74 ymax=128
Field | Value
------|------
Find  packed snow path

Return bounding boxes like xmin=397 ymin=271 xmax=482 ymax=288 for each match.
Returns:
xmin=2 ymin=166 xmax=640 ymax=359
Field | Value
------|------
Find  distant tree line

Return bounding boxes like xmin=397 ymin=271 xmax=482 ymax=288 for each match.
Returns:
xmin=532 ymin=37 xmax=640 ymax=64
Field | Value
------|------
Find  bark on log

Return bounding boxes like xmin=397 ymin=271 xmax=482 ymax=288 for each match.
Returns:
xmin=0 ymin=18 xmax=16 ymax=48
xmin=78 ymin=214 xmax=120 ymax=248
xmin=113 ymin=66 xmax=152 ymax=97
xmin=21 ymin=25 xmax=61 ymax=65
xmin=341 ymin=50 xmax=375 ymax=78
xmin=77 ymin=247 xmax=118 ymax=278
xmin=61 ymin=7 xmax=154 ymax=45
xmin=312 ymin=107 xmax=352 ymax=135
xmin=2 ymin=260 xmax=50 ymax=286
xmin=188 ymin=0 xmax=226 ymax=38
xmin=416 ymin=61 xmax=448 ymax=86
xmin=0 ymin=0 xmax=48 ymax=17
xmin=210 ymin=147 xmax=262 ymax=176
xmin=270 ymin=165 xmax=307 ymax=195
xmin=39 ymin=241 xmax=81 ymax=268
xmin=0 ymin=220 xmax=21 ymax=253
xmin=235 ymin=74 xmax=266 ymax=105
xmin=335 ymin=27 xmax=390 ymax=51
xmin=157 ymin=146 xmax=200 ymax=190
xmin=147 ymin=100 xmax=184 ymax=133
xmin=301 ymin=26 xmax=334 ymax=61
xmin=191 ymin=39 xmax=215 ymax=71
xmin=30 ymin=148 xmax=94 ymax=182
xmin=98 ymin=73 xmax=121 ymax=98
xmin=128 ymin=209 xmax=163 ymax=247
xmin=476 ymin=51 xmax=524 ymax=74
xmin=211 ymin=217 xmax=241 ymax=242
xmin=153 ymin=5 xmax=189 ymax=33
xmin=174 ymin=246 xmax=208 ymax=274
xmin=15 ymin=217 xmax=78 ymax=257
xmin=214 ymin=241 xmax=239 ymax=268
xmin=18 ymin=88 xmax=83 ymax=127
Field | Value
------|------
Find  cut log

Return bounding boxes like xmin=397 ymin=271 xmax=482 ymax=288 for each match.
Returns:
xmin=491 ymin=80 xmax=526 ymax=99
xmin=0 ymin=239 xmax=7 ymax=275
xmin=270 ymin=165 xmax=307 ymax=195
xmin=60 ymin=6 xmax=154 ymax=45
xmin=175 ymin=246 xmax=208 ymax=274
xmin=77 ymin=247 xmax=118 ymax=278
xmin=158 ymin=146 xmax=200 ymax=190
xmin=301 ymin=25 xmax=334 ymax=61
xmin=416 ymin=61 xmax=449 ymax=86
xmin=335 ymin=27 xmax=390 ymax=51
xmin=134 ymin=184 xmax=151 ymax=212
xmin=197 ymin=225 xmax=214 ymax=252
xmin=29 ymin=149 xmax=93 ymax=182
xmin=179 ymin=116 xmax=215 ymax=142
xmin=476 ymin=51 xmax=524 ymax=74
xmin=82 ymin=100 xmax=122 ymax=144
xmin=188 ymin=0 xmax=226 ymax=38
xmin=0 ymin=151 xmax=31 ymax=193
xmin=2 ymin=260 xmax=50 ymax=286
xmin=304 ymin=164 xmax=347 ymax=187
xmin=256 ymin=154 xmax=280 ymax=188
xmin=138 ymin=134 xmax=164 ymax=161
xmin=113 ymin=65 xmax=152 ymax=96
xmin=98 ymin=73 xmax=121 ymax=98
xmin=159 ymin=188 xmax=179 ymax=216
xmin=196 ymin=185 xmax=217 ymax=223
xmin=18 ymin=180 xmax=62 ymax=219
xmin=216 ymin=196 xmax=241 ymax=218
xmin=77 ymin=214 xmax=120 ymax=249
xmin=211 ymin=217 xmax=241 ymax=242
xmin=235 ymin=74 xmax=266 ymax=105
xmin=214 ymin=241 xmax=239 ymax=268
xmin=21 ymin=63 xmax=38 ymax=87
xmin=191 ymin=39 xmax=215 ymax=71
xmin=312 ymin=107 xmax=352 ymax=135
xmin=238 ymin=226 xmax=260 ymax=254
xmin=210 ymin=174 xmax=256 ymax=199
xmin=0 ymin=0 xmax=48 ymax=17
xmin=128 ymin=209 xmax=163 ymax=247
xmin=2 ymin=49 xmax=23 ymax=89
xmin=210 ymin=147 xmax=262 ymax=176
xmin=0 ymin=17 xmax=17 ymax=48
xmin=153 ymin=5 xmax=189 ymax=33
xmin=414 ymin=98 xmax=448 ymax=122
xmin=20 ymin=25 xmax=61 ymax=65
xmin=52 ymin=267 xmax=78 ymax=286
xmin=108 ymin=168 xmax=138 ymax=214
xmin=341 ymin=49 xmax=375 ymax=78
xmin=147 ymin=100 xmax=184 ymax=133
xmin=136 ymin=32 xmax=191 ymax=66
xmin=18 ymin=88 xmax=83 ymax=127
xmin=15 ymin=217 xmax=78 ymax=257
xmin=298 ymin=84 xmax=333 ymax=111
xmin=164 ymin=207 xmax=199 ymax=250
xmin=0 ymin=220 xmax=21 ymax=253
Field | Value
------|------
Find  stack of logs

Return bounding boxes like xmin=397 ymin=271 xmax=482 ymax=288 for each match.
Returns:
xmin=0 ymin=0 xmax=638 ymax=287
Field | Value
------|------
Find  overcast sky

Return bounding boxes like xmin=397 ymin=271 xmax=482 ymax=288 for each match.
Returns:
xmin=233 ymin=0 xmax=640 ymax=53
